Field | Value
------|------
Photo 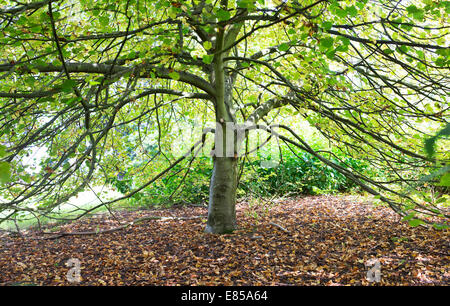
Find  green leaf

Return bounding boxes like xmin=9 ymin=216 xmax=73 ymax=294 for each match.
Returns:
xmin=439 ymin=172 xmax=450 ymax=187
xmin=406 ymin=5 xmax=424 ymax=20
xmin=436 ymin=197 xmax=448 ymax=204
xmin=60 ymin=79 xmax=76 ymax=92
xmin=17 ymin=16 xmax=28 ymax=25
xmin=203 ymin=41 xmax=212 ymax=50
xmin=413 ymin=11 xmax=425 ymax=21
xmin=326 ymin=49 xmax=336 ymax=59
xmin=346 ymin=5 xmax=358 ymax=17
xmin=408 ymin=219 xmax=425 ymax=227
xmin=319 ymin=37 xmax=334 ymax=50
xmin=424 ymin=137 xmax=436 ymax=157
xmin=216 ymin=8 xmax=231 ymax=21
xmin=432 ymin=223 xmax=448 ymax=230
xmin=99 ymin=16 xmax=109 ymax=26
xmin=202 ymin=54 xmax=213 ymax=64
xmin=278 ymin=43 xmax=290 ymax=52
xmin=436 ymin=49 xmax=448 ymax=56
xmin=62 ymin=97 xmax=81 ymax=106
xmin=168 ymin=7 xmax=178 ymax=19
xmin=0 ymin=161 xmax=11 ymax=184
xmin=168 ymin=71 xmax=180 ymax=80
xmin=434 ymin=57 xmax=446 ymax=67
xmin=356 ymin=0 xmax=368 ymax=9
xmin=402 ymin=213 xmax=415 ymax=221
xmin=425 ymin=123 xmax=450 ymax=157
xmin=400 ymin=23 xmax=413 ymax=31
xmin=406 ymin=5 xmax=420 ymax=14
xmin=321 ymin=21 xmax=333 ymax=31
xmin=31 ymin=25 xmax=41 ymax=33
xmin=21 ymin=173 xmax=32 ymax=183
xmin=237 ymin=0 xmax=255 ymax=9
xmin=0 ymin=145 xmax=6 ymax=158
xmin=335 ymin=8 xmax=348 ymax=18
xmin=396 ymin=45 xmax=409 ymax=54
xmin=336 ymin=44 xmax=349 ymax=52
xmin=339 ymin=37 xmax=350 ymax=46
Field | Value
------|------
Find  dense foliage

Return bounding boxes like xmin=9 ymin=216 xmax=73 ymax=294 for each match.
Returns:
xmin=108 ymin=150 xmax=373 ymax=208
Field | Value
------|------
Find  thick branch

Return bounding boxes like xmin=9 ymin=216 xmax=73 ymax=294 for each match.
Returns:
xmin=0 ymin=61 xmax=216 ymax=97
xmin=246 ymin=96 xmax=290 ymax=124
xmin=327 ymin=29 xmax=447 ymax=50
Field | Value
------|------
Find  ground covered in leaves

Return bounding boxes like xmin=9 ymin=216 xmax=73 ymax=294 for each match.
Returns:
xmin=0 ymin=195 xmax=448 ymax=286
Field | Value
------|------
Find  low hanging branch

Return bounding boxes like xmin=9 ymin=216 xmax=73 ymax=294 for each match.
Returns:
xmin=39 ymin=215 xmax=206 ymax=240
xmin=32 ymin=130 xmax=213 ymax=239
xmin=269 ymin=221 xmax=290 ymax=233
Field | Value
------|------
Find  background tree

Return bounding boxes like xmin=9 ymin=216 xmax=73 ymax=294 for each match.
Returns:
xmin=0 ymin=0 xmax=448 ymax=234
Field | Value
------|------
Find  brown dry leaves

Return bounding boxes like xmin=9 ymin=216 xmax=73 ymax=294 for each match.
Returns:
xmin=0 ymin=195 xmax=448 ymax=286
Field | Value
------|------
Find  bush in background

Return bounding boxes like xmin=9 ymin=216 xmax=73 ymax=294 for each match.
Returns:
xmin=116 ymin=145 xmax=379 ymax=208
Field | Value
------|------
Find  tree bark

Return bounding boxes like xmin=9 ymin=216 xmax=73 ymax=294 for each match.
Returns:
xmin=205 ymin=156 xmax=238 ymax=234
xmin=204 ymin=20 xmax=244 ymax=234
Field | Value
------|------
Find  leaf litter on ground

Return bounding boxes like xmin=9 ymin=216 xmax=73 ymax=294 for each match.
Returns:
xmin=0 ymin=195 xmax=448 ymax=286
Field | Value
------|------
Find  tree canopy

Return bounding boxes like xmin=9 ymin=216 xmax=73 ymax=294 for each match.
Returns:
xmin=0 ymin=0 xmax=449 ymax=232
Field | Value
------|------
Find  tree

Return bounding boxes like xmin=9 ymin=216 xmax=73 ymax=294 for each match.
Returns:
xmin=0 ymin=0 xmax=448 ymax=233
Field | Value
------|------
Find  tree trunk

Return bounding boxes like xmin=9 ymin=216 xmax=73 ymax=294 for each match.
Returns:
xmin=205 ymin=23 xmax=242 ymax=234
xmin=205 ymin=156 xmax=238 ymax=234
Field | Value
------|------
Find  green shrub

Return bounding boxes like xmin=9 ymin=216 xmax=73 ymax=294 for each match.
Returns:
xmin=238 ymin=150 xmax=370 ymax=197
xmin=119 ymin=146 xmax=379 ymax=207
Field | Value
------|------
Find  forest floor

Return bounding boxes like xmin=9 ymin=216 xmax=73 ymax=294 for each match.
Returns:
xmin=0 ymin=195 xmax=448 ymax=286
